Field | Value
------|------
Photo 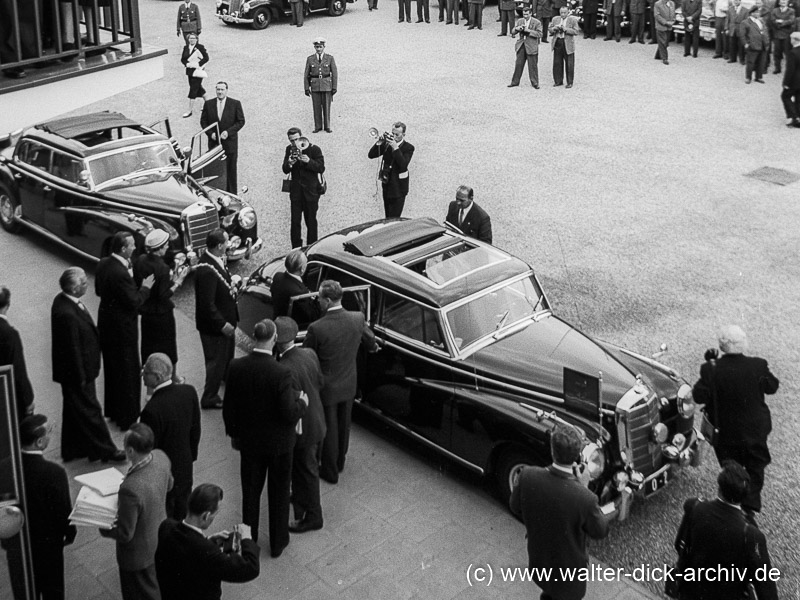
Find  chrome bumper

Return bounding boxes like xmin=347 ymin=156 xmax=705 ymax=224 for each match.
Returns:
xmin=217 ymin=14 xmax=254 ymax=24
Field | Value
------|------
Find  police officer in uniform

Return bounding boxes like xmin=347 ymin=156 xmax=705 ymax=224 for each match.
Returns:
xmin=303 ymin=37 xmax=338 ymax=133
xmin=177 ymin=0 xmax=202 ymax=42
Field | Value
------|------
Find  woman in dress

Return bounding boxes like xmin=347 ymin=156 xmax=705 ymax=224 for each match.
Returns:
xmin=180 ymin=33 xmax=209 ymax=118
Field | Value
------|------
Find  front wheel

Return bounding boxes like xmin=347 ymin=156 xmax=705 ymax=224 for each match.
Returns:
xmin=495 ymin=449 xmax=537 ymax=506
xmin=328 ymin=0 xmax=346 ymax=16
xmin=251 ymin=7 xmax=272 ymax=29
xmin=0 ymin=183 xmax=22 ymax=233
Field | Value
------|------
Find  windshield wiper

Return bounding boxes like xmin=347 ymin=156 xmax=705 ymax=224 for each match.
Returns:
xmin=494 ymin=310 xmax=510 ymax=333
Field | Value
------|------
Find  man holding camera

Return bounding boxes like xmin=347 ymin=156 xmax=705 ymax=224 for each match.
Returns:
xmin=304 ymin=37 xmax=337 ymax=133
xmin=549 ymin=5 xmax=580 ymax=87
xmin=508 ymin=5 xmax=543 ymax=88
xmin=282 ymin=127 xmax=326 ymax=249
xmin=367 ymin=122 xmax=415 ymax=218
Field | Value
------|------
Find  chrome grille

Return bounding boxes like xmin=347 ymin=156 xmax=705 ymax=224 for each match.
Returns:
xmin=617 ymin=395 xmax=662 ymax=476
xmin=183 ymin=203 xmax=220 ymax=254
xmin=228 ymin=0 xmax=243 ymax=13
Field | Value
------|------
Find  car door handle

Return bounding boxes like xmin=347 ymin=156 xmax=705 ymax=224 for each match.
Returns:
xmin=42 ymin=185 xmax=52 ymax=192
xmin=13 ymin=173 xmax=21 ymax=180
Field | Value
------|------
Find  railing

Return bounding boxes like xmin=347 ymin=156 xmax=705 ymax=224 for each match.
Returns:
xmin=0 ymin=0 xmax=141 ymax=74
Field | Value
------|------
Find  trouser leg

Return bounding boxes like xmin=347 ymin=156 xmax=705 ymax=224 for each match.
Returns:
xmin=336 ymin=399 xmax=353 ymax=472
xmin=267 ymin=453 xmax=292 ymax=554
xmin=714 ymin=16 xmax=725 ymax=55
xmin=321 ymin=91 xmax=331 ymax=130
xmin=240 ymin=452 xmax=268 ymax=542
xmin=511 ymin=47 xmax=526 ymax=84
xmin=565 ymin=51 xmax=574 ymax=84
xmin=303 ymin=195 xmax=319 ymax=244
xmin=320 ymin=404 xmax=339 ymax=482
xmin=226 ymin=150 xmax=238 ymax=194
xmin=311 ymin=92 xmax=323 ymax=130
xmin=553 ymin=39 xmax=565 ymax=84
xmin=290 ymin=193 xmax=304 ymax=248
xmin=529 ymin=53 xmax=539 ymax=86
xmin=292 ymin=443 xmax=323 ymax=522
xmin=541 ymin=17 xmax=550 ymax=41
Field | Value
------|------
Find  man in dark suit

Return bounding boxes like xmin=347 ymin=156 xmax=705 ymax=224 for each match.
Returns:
xmin=270 ymin=250 xmax=320 ymax=328
xmin=155 ymin=484 xmax=260 ymax=600
xmin=200 ymin=81 xmax=246 ymax=194
xmin=772 ymin=0 xmax=796 ymax=72
xmin=510 ymin=425 xmax=610 ymax=600
xmin=582 ymin=0 xmax=599 ymax=37
xmin=0 ymin=285 xmax=34 ymax=419
xmin=740 ymin=6 xmax=770 ymax=82
xmin=194 ymin=229 xmax=238 ymax=409
xmin=654 ymin=0 xmax=676 ymax=63
xmin=367 ymin=121 xmax=415 ymax=218
xmin=52 ymin=267 xmax=125 ymax=463
xmin=223 ymin=319 xmax=307 ymax=557
xmin=304 ymin=280 xmax=377 ymax=484
xmin=535 ymin=0 xmax=554 ymax=42
xmin=782 ymin=31 xmax=800 ymax=126
xmin=445 ymin=186 xmax=493 ymax=244
xmin=603 ymin=0 xmax=624 ymax=41
xmin=139 ymin=353 xmax=201 ymax=521
xmin=3 ymin=415 xmax=76 ymax=600
xmin=276 ymin=317 xmax=326 ymax=533
xmin=95 ymin=232 xmax=155 ymax=430
xmin=683 ymin=0 xmax=703 ymax=56
xmin=693 ymin=325 xmax=779 ymax=514
xmin=304 ymin=38 xmax=338 ymax=133
xmin=509 ymin=7 xmax=543 ymax=88
xmin=282 ymin=127 xmax=325 ymax=248
xmin=100 ymin=423 xmax=173 ymax=600
xmin=674 ymin=461 xmax=778 ymax=600
xmin=628 ymin=0 xmax=646 ymax=42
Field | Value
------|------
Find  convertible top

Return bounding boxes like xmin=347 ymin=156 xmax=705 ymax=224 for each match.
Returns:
xmin=36 ymin=111 xmax=141 ymax=140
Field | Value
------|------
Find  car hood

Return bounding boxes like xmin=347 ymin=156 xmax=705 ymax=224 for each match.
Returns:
xmin=464 ymin=316 xmax=639 ymax=406
xmin=101 ymin=173 xmax=201 ymax=213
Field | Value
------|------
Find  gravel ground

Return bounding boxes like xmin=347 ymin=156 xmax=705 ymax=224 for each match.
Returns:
xmin=63 ymin=0 xmax=800 ymax=595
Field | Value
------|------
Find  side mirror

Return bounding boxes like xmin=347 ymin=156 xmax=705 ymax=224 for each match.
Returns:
xmin=240 ymin=185 xmax=249 ymax=195
xmin=651 ymin=343 xmax=668 ymax=359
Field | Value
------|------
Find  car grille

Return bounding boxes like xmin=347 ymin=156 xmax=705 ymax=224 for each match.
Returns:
xmin=616 ymin=395 xmax=662 ymax=477
xmin=183 ymin=203 xmax=220 ymax=254
xmin=228 ymin=0 xmax=243 ymax=13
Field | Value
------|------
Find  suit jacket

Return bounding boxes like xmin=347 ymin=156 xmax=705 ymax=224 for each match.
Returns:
xmin=194 ymin=253 xmax=238 ymax=336
xmin=0 ymin=317 xmax=34 ymax=416
xmin=282 ymin=142 xmax=325 ymax=196
xmin=177 ymin=2 xmax=202 ymax=34
xmin=654 ymin=0 xmax=676 ymax=29
xmin=304 ymin=53 xmax=338 ymax=93
xmin=20 ymin=452 xmax=76 ymax=553
xmin=155 ymin=519 xmax=260 ymax=600
xmin=510 ymin=466 xmax=609 ymax=600
xmin=514 ymin=17 xmax=543 ymax=53
xmin=678 ymin=498 xmax=778 ymax=600
xmin=771 ymin=6 xmax=795 ymax=37
xmin=683 ymin=0 xmax=702 ymax=22
xmin=603 ymin=0 xmax=625 ymax=16
xmin=548 ymin=14 xmax=581 ymax=53
xmin=367 ymin=139 xmax=415 ymax=198
xmin=108 ymin=450 xmax=173 ymax=571
xmin=583 ymin=0 xmax=599 ymax=13
xmin=95 ymin=254 xmax=150 ymax=319
xmin=139 ymin=383 xmax=201 ymax=490
xmin=692 ymin=353 xmax=778 ymax=447
xmin=223 ymin=351 xmax=305 ymax=455
xmin=740 ymin=15 xmax=770 ymax=48
xmin=279 ymin=346 xmax=326 ymax=449
xmin=200 ymin=97 xmax=245 ymax=154
xmin=270 ymin=271 xmax=320 ymax=325
xmin=726 ymin=4 xmax=747 ymax=33
xmin=499 ymin=0 xmax=517 ymax=9
xmin=535 ymin=0 xmax=554 ymax=18
xmin=304 ymin=307 xmax=376 ymax=406
xmin=445 ymin=201 xmax=493 ymax=244
xmin=180 ymin=42 xmax=209 ymax=73
xmin=51 ymin=292 xmax=100 ymax=385
xmin=629 ymin=0 xmax=646 ymax=15
xmin=784 ymin=45 xmax=800 ymax=89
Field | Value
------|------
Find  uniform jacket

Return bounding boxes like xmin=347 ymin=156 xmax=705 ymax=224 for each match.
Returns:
xmin=223 ymin=351 xmax=306 ymax=455
xmin=0 ymin=317 xmax=34 ymax=416
xmin=108 ymin=450 xmax=173 ymax=571
xmin=604 ymin=0 xmax=625 ymax=16
xmin=304 ymin=53 xmax=338 ymax=93
xmin=279 ymin=346 xmax=326 ymax=449
xmin=629 ymin=0 xmax=646 ymax=15
xmin=304 ymin=307 xmax=377 ymax=406
xmin=535 ymin=0 xmax=554 ymax=18
xmin=740 ymin=15 xmax=771 ymax=49
xmin=282 ymin=142 xmax=325 ymax=195
xmin=692 ymin=353 xmax=778 ymax=447
xmin=514 ymin=16 xmax=543 ymax=53
xmin=510 ymin=466 xmax=609 ymax=600
xmin=683 ymin=0 xmax=703 ymax=22
xmin=784 ymin=45 xmax=800 ymax=89
xmin=445 ymin=201 xmax=493 ymax=244
xmin=677 ymin=498 xmax=778 ymax=600
xmin=134 ymin=253 xmax=175 ymax=316
xmin=155 ymin=519 xmax=260 ymax=600
xmin=200 ymin=97 xmax=245 ymax=153
xmin=194 ymin=253 xmax=238 ymax=336
xmin=654 ymin=0 xmax=676 ymax=29
xmin=771 ymin=6 xmax=795 ymax=37
xmin=177 ymin=2 xmax=202 ymax=34
xmin=51 ymin=292 xmax=100 ymax=386
xmin=548 ymin=14 xmax=582 ymax=52
xmin=367 ymin=139 xmax=415 ymax=198
xmin=139 ymin=383 xmax=201 ymax=491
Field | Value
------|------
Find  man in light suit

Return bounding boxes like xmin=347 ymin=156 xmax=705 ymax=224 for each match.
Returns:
xmin=740 ymin=6 xmax=770 ymax=82
xmin=270 ymin=250 xmax=320 ymax=327
xmin=549 ymin=5 xmax=580 ymax=87
xmin=52 ymin=267 xmax=125 ymax=463
xmin=782 ymin=31 xmax=800 ymax=127
xmin=194 ymin=229 xmax=238 ymax=409
xmin=367 ymin=121 xmax=415 ymax=218
xmin=510 ymin=425 xmax=611 ymax=600
xmin=276 ymin=317 xmax=326 ymax=533
xmin=682 ymin=0 xmax=703 ymax=56
xmin=445 ymin=185 xmax=493 ymax=244
xmin=603 ymin=0 xmax=624 ymax=41
xmin=508 ymin=6 xmax=543 ymax=88
xmin=304 ymin=280 xmax=377 ymax=484
xmin=200 ymin=81 xmax=246 ymax=194
xmin=304 ymin=37 xmax=338 ymax=133
xmin=654 ymin=0 xmax=676 ymax=63
xmin=0 ymin=285 xmax=34 ymax=419
xmin=176 ymin=0 xmax=201 ymax=42
xmin=95 ymin=232 xmax=155 ymax=430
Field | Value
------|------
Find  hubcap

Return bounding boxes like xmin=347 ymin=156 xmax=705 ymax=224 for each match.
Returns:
xmin=0 ymin=194 xmax=17 ymax=224
xmin=508 ymin=463 xmax=526 ymax=493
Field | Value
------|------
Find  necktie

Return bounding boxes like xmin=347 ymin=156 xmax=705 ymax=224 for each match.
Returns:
xmin=459 ymin=209 xmax=465 ymax=227
xmin=77 ymin=301 xmax=87 ymax=313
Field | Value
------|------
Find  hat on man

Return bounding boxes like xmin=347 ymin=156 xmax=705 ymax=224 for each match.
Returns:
xmin=313 ymin=36 xmax=326 ymax=44
xmin=275 ymin=316 xmax=299 ymax=345
xmin=145 ymin=229 xmax=170 ymax=250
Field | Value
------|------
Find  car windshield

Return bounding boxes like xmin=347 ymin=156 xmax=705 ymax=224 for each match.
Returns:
xmin=445 ymin=275 xmax=545 ymax=350
xmin=88 ymin=142 xmax=180 ymax=187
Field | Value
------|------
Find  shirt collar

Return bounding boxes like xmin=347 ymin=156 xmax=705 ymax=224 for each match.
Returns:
xmin=279 ymin=343 xmax=296 ymax=359
xmin=287 ymin=271 xmax=303 ymax=283
xmin=550 ymin=463 xmax=574 ymax=476
xmin=63 ymin=293 xmax=82 ymax=304
xmin=113 ymin=253 xmax=129 ymax=268
xmin=459 ymin=202 xmax=474 ymax=219
xmin=205 ymin=251 xmax=226 ymax=270
xmin=253 ymin=348 xmax=273 ymax=355
xmin=153 ymin=380 xmax=172 ymax=393
xmin=21 ymin=450 xmax=44 ymax=455
xmin=127 ymin=453 xmax=152 ymax=476
xmin=0 ymin=314 xmax=7 ymax=322
xmin=326 ymin=305 xmax=343 ymax=312
xmin=716 ymin=496 xmax=743 ymax=511
xmin=181 ymin=520 xmax=205 ymax=536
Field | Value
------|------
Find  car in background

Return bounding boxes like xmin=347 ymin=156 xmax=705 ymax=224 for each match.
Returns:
xmin=673 ymin=0 xmax=716 ymax=42
xmin=0 ymin=111 xmax=263 ymax=262
xmin=237 ymin=218 xmax=701 ymax=517
xmin=216 ymin=0 xmax=348 ymax=30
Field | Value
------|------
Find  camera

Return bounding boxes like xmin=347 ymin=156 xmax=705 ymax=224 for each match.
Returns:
xmin=216 ymin=526 xmax=242 ymax=554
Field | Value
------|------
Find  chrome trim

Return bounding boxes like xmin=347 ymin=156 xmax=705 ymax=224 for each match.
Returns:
xmin=373 ymin=325 xmax=451 ymax=358
xmin=614 ymin=346 xmax=679 ymax=380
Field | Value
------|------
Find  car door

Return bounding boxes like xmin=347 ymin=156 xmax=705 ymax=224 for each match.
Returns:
xmin=44 ymin=151 xmax=100 ymax=256
xmin=15 ymin=141 xmax=52 ymax=225
xmin=187 ymin=123 xmax=227 ymax=191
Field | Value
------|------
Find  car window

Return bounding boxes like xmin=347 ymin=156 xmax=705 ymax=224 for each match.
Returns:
xmin=380 ymin=291 xmax=445 ymax=351
xmin=14 ymin=140 xmax=31 ymax=163
xmin=24 ymin=143 xmax=52 ymax=172
xmin=51 ymin=152 xmax=84 ymax=184
xmin=88 ymin=142 xmax=179 ymax=186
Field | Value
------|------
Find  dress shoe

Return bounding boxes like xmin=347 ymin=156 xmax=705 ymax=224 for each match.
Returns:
xmin=398 ymin=18 xmax=404 ymax=22
xmin=629 ymin=39 xmax=636 ymax=44
xmin=745 ymin=78 xmax=752 ymax=84
xmin=789 ymin=119 xmax=800 ymax=128
xmin=648 ymin=40 xmax=657 ymax=44
xmin=297 ymin=23 xmax=303 ymax=26
xmin=532 ymin=84 xmax=539 ymax=89
xmin=325 ymin=128 xmax=332 ymax=132
xmin=507 ymin=83 xmax=518 ymax=87
xmin=712 ymin=54 xmax=723 ymax=59
xmin=541 ymin=39 xmax=548 ymax=43
xmin=312 ymin=128 xmax=322 ymax=133
xmin=498 ymin=33 xmax=507 ymax=36
xmin=565 ymin=83 xmax=572 ymax=88
xmin=663 ymin=59 xmax=669 ymax=65
xmin=755 ymin=79 xmax=765 ymax=83
xmin=773 ymin=69 xmax=781 ymax=74
xmin=439 ymin=17 xmax=444 ymax=20
xmin=638 ymin=40 xmax=645 ymax=44
xmin=553 ymin=82 xmax=563 ymax=86
xmin=102 ymin=450 xmax=127 ymax=463
xmin=684 ymin=52 xmax=690 ymax=56
xmin=320 ymin=473 xmax=338 ymax=484
xmin=446 ymin=19 xmax=452 ymax=23
xmin=182 ymin=111 xmax=193 ymax=118
xmin=477 ymin=26 xmax=482 ymax=29
xmin=270 ymin=544 xmax=288 ymax=558
xmin=727 ymin=59 xmax=737 ymax=63
xmin=406 ymin=17 xmax=411 ymax=21
xmin=426 ymin=19 xmax=430 ymax=22
xmin=3 ymin=68 xmax=26 ymax=79
xmin=604 ymin=37 xmax=612 ymax=41
xmin=289 ymin=518 xmax=323 ymax=533
xmin=496 ymin=17 xmax=502 ymax=21
xmin=201 ymin=398 xmax=224 ymax=409
xmin=416 ymin=18 xmax=423 ymax=22
xmin=693 ymin=54 xmax=697 ymax=58
xmin=468 ymin=25 xmax=475 ymax=29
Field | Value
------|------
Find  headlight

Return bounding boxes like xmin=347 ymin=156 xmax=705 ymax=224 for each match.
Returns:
xmin=243 ymin=0 xmax=251 ymax=10
xmin=652 ymin=423 xmax=668 ymax=444
xmin=672 ymin=433 xmax=686 ymax=450
xmin=581 ymin=442 xmax=605 ymax=480
xmin=676 ymin=383 xmax=696 ymax=418
xmin=238 ymin=206 xmax=256 ymax=229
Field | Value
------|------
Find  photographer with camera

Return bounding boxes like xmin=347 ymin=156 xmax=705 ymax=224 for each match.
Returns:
xmin=548 ymin=5 xmax=580 ymax=88
xmin=508 ymin=5 xmax=543 ymax=88
xmin=155 ymin=484 xmax=260 ymax=600
xmin=367 ymin=122 xmax=415 ymax=218
xmin=282 ymin=127 xmax=325 ymax=249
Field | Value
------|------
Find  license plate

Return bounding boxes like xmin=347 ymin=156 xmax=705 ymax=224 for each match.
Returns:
xmin=644 ymin=467 xmax=670 ymax=497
